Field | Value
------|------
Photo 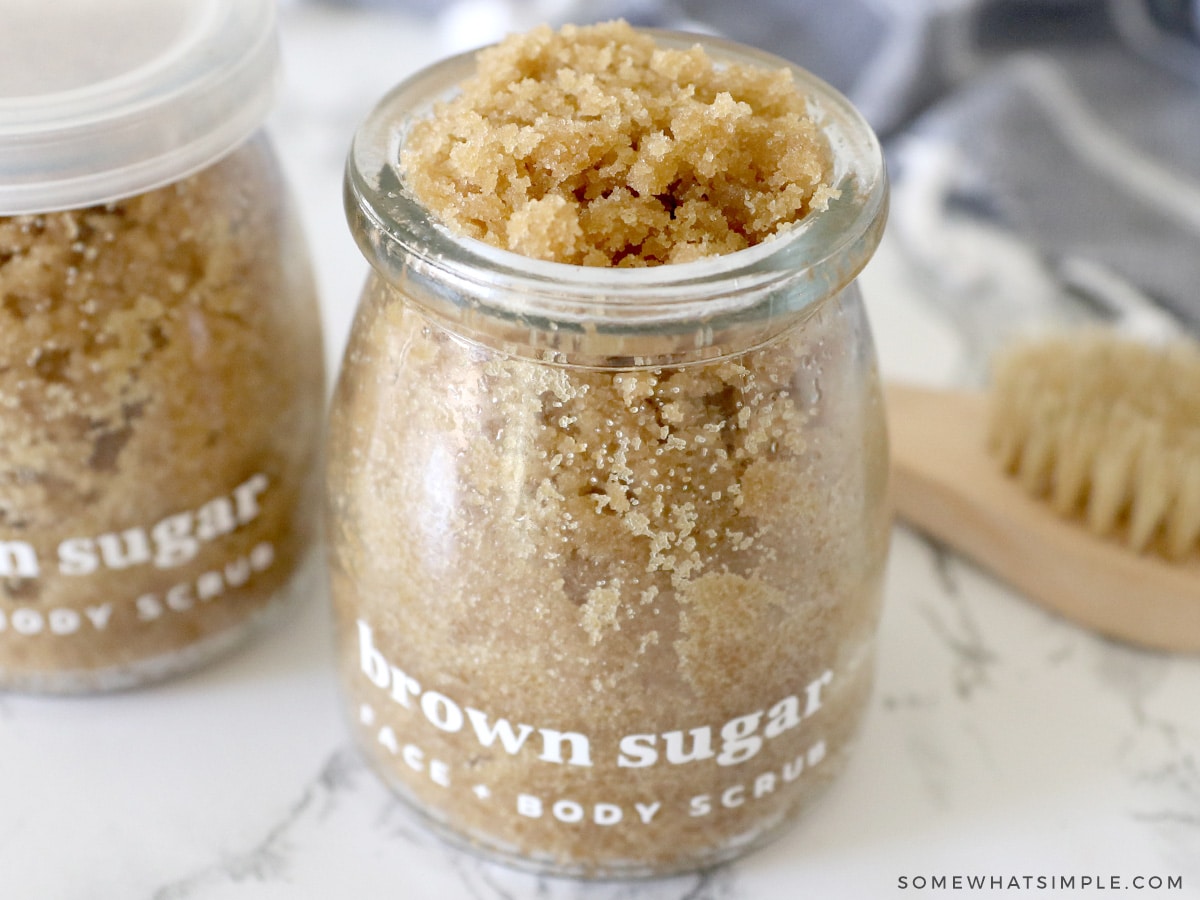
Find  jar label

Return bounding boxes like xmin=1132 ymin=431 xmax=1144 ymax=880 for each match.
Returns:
xmin=0 ymin=473 xmax=286 ymax=662
xmin=351 ymin=617 xmax=850 ymax=858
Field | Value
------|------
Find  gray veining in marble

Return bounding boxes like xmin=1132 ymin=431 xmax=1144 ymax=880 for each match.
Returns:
xmin=152 ymin=747 xmax=741 ymax=900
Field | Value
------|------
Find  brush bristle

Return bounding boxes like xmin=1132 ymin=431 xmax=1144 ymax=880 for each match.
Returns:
xmin=988 ymin=330 xmax=1200 ymax=559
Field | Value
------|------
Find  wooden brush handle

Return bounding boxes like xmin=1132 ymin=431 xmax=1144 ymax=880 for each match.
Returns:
xmin=886 ymin=383 xmax=1200 ymax=653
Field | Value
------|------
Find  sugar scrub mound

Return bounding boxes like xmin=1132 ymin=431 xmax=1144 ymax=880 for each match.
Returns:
xmin=400 ymin=20 xmax=838 ymax=266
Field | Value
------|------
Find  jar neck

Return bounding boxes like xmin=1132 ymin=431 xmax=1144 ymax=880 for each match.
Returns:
xmin=344 ymin=30 xmax=887 ymax=365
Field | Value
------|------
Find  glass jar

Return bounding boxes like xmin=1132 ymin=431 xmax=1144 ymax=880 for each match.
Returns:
xmin=0 ymin=0 xmax=325 ymax=692
xmin=331 ymin=31 xmax=889 ymax=877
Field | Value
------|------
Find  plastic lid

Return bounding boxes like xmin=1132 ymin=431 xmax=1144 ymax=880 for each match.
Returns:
xmin=0 ymin=0 xmax=279 ymax=214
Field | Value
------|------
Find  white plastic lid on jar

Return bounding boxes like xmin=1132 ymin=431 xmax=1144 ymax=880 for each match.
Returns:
xmin=0 ymin=0 xmax=278 ymax=215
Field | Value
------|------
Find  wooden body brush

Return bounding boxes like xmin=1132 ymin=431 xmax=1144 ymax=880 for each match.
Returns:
xmin=887 ymin=331 xmax=1200 ymax=653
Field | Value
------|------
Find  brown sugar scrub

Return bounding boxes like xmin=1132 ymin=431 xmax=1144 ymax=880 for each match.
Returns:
xmin=332 ymin=21 xmax=889 ymax=876
xmin=401 ymin=20 xmax=838 ymax=266
xmin=0 ymin=0 xmax=325 ymax=691
xmin=0 ymin=139 xmax=325 ymax=692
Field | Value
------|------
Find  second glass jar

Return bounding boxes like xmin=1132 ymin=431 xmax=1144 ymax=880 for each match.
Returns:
xmin=0 ymin=0 xmax=325 ymax=692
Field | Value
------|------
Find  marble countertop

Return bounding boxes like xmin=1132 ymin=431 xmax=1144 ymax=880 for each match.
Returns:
xmin=2 ymin=6 xmax=1197 ymax=899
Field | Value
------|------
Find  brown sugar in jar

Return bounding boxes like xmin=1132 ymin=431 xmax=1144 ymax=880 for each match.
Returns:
xmin=0 ymin=0 xmax=325 ymax=692
xmin=331 ymin=22 xmax=889 ymax=876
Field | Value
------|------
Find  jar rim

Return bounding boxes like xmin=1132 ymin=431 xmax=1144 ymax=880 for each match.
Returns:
xmin=0 ymin=0 xmax=278 ymax=215
xmin=344 ymin=28 xmax=888 ymax=335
